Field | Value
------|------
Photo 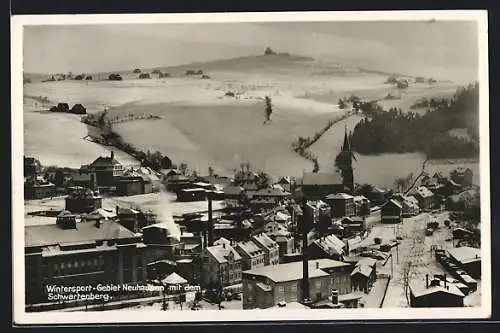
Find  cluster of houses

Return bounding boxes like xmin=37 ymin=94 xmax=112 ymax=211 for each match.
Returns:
xmin=379 ymin=168 xmax=478 ymax=225
xmin=24 ymin=139 xmax=479 ymax=310
xmin=23 ymin=152 xmax=162 ymax=200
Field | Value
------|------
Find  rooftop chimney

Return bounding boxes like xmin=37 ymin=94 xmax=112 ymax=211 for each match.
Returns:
xmin=444 ymin=274 xmax=447 ymax=289
xmin=316 ymin=262 xmax=319 ymax=269
xmin=111 ymin=150 xmax=114 ymax=160
xmin=331 ymin=289 xmax=339 ymax=305
xmin=222 ymin=243 xmax=226 ymax=249
xmin=426 ymin=274 xmax=429 ymax=288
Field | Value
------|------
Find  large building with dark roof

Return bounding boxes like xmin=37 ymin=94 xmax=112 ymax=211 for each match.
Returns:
xmin=25 ymin=217 xmax=147 ymax=305
xmin=299 ymin=172 xmax=346 ymax=200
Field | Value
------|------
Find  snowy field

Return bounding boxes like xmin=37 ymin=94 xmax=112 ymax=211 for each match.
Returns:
xmin=22 ymin=54 xmax=472 ymax=188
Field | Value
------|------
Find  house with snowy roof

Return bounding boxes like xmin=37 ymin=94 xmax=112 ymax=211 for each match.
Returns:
xmin=235 ymin=239 xmax=266 ymax=270
xmin=200 ymin=242 xmax=242 ymax=288
xmin=306 ymin=234 xmax=346 ymax=261
xmin=252 ymin=233 xmax=280 ymax=266
xmin=409 ymin=277 xmax=465 ymax=308
xmin=350 ymin=257 xmax=377 ymax=292
xmin=413 ymin=186 xmax=435 ymax=211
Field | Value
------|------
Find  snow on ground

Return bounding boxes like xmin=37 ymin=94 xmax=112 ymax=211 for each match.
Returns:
xmin=112 ymin=292 xmax=243 ymax=311
xmin=376 ymin=212 xmax=482 ymax=308
xmin=24 ymin=192 xmax=225 ymax=226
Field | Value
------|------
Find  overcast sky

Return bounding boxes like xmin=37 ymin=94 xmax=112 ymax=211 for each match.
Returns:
xmin=23 ymin=21 xmax=479 ymax=82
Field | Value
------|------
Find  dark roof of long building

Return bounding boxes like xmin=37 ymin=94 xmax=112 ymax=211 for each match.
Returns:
xmin=301 ymin=172 xmax=343 ymax=186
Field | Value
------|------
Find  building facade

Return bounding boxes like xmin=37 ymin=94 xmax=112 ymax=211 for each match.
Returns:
xmin=200 ymin=243 xmax=242 ymax=288
xmin=300 ymin=173 xmax=346 ymax=201
xmin=381 ymin=199 xmax=403 ymax=224
xmin=86 ymin=151 xmax=124 ymax=187
xmin=65 ymin=186 xmax=103 ymax=214
xmin=414 ymin=186 xmax=435 ymax=211
xmin=242 ymin=259 xmax=352 ymax=309
xmin=235 ymin=240 xmax=265 ymax=270
xmin=325 ymin=193 xmax=356 ymax=218
xmin=25 ymin=218 xmax=147 ymax=305
xmin=252 ymin=233 xmax=280 ymax=266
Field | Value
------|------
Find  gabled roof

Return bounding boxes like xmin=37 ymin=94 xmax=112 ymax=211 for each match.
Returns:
xmin=206 ymin=244 xmax=242 ymax=263
xmin=301 ymin=172 xmax=343 ymax=186
xmin=326 ymin=192 xmax=354 ymax=200
xmin=254 ymin=187 xmax=291 ymax=197
xmin=89 ymin=155 xmax=121 ymax=167
xmin=356 ymin=257 xmax=377 ymax=268
xmin=311 ymin=234 xmax=346 ymax=258
xmin=274 ymin=211 xmax=291 ymax=222
xmin=236 ymin=240 xmax=264 ymax=258
xmin=410 ymin=282 xmax=465 ymax=298
xmin=415 ymin=186 xmax=434 ymax=198
xmin=252 ymin=233 xmax=279 ymax=250
xmin=351 ymin=264 xmax=373 ymax=278
xmin=353 ymin=195 xmax=369 ymax=202
xmin=214 ymin=237 xmax=231 ymax=246
xmin=277 ymin=176 xmax=292 ymax=184
xmin=162 ymin=272 xmax=188 ymax=285
xmin=382 ymin=199 xmax=403 ymax=209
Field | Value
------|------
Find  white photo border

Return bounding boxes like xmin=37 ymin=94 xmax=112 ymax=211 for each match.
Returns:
xmin=11 ymin=10 xmax=491 ymax=325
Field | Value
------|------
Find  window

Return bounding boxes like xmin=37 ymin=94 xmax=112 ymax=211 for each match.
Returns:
xmin=279 ymin=286 xmax=284 ymax=293
xmin=291 ymin=284 xmax=297 ymax=292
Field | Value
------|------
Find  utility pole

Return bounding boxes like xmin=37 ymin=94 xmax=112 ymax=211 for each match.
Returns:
xmin=390 ymin=251 xmax=394 ymax=278
xmin=396 ymin=244 xmax=399 ymax=264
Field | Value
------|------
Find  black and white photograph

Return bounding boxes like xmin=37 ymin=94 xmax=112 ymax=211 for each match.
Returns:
xmin=11 ymin=10 xmax=490 ymax=324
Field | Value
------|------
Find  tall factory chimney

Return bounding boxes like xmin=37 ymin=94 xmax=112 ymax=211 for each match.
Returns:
xmin=207 ymin=191 xmax=214 ymax=246
xmin=301 ymin=198 xmax=311 ymax=305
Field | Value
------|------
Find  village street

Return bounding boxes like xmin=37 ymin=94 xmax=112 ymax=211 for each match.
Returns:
xmin=362 ymin=210 xmax=481 ymax=308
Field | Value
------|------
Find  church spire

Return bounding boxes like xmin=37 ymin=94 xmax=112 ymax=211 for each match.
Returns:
xmin=335 ymin=124 xmax=355 ymax=194
xmin=342 ymin=124 xmax=351 ymax=152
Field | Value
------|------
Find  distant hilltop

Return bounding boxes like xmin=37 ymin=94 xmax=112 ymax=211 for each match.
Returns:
xmin=23 ymin=48 xmax=450 ymax=84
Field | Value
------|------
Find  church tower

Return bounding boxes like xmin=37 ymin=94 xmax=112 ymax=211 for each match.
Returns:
xmin=335 ymin=125 xmax=356 ymax=193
